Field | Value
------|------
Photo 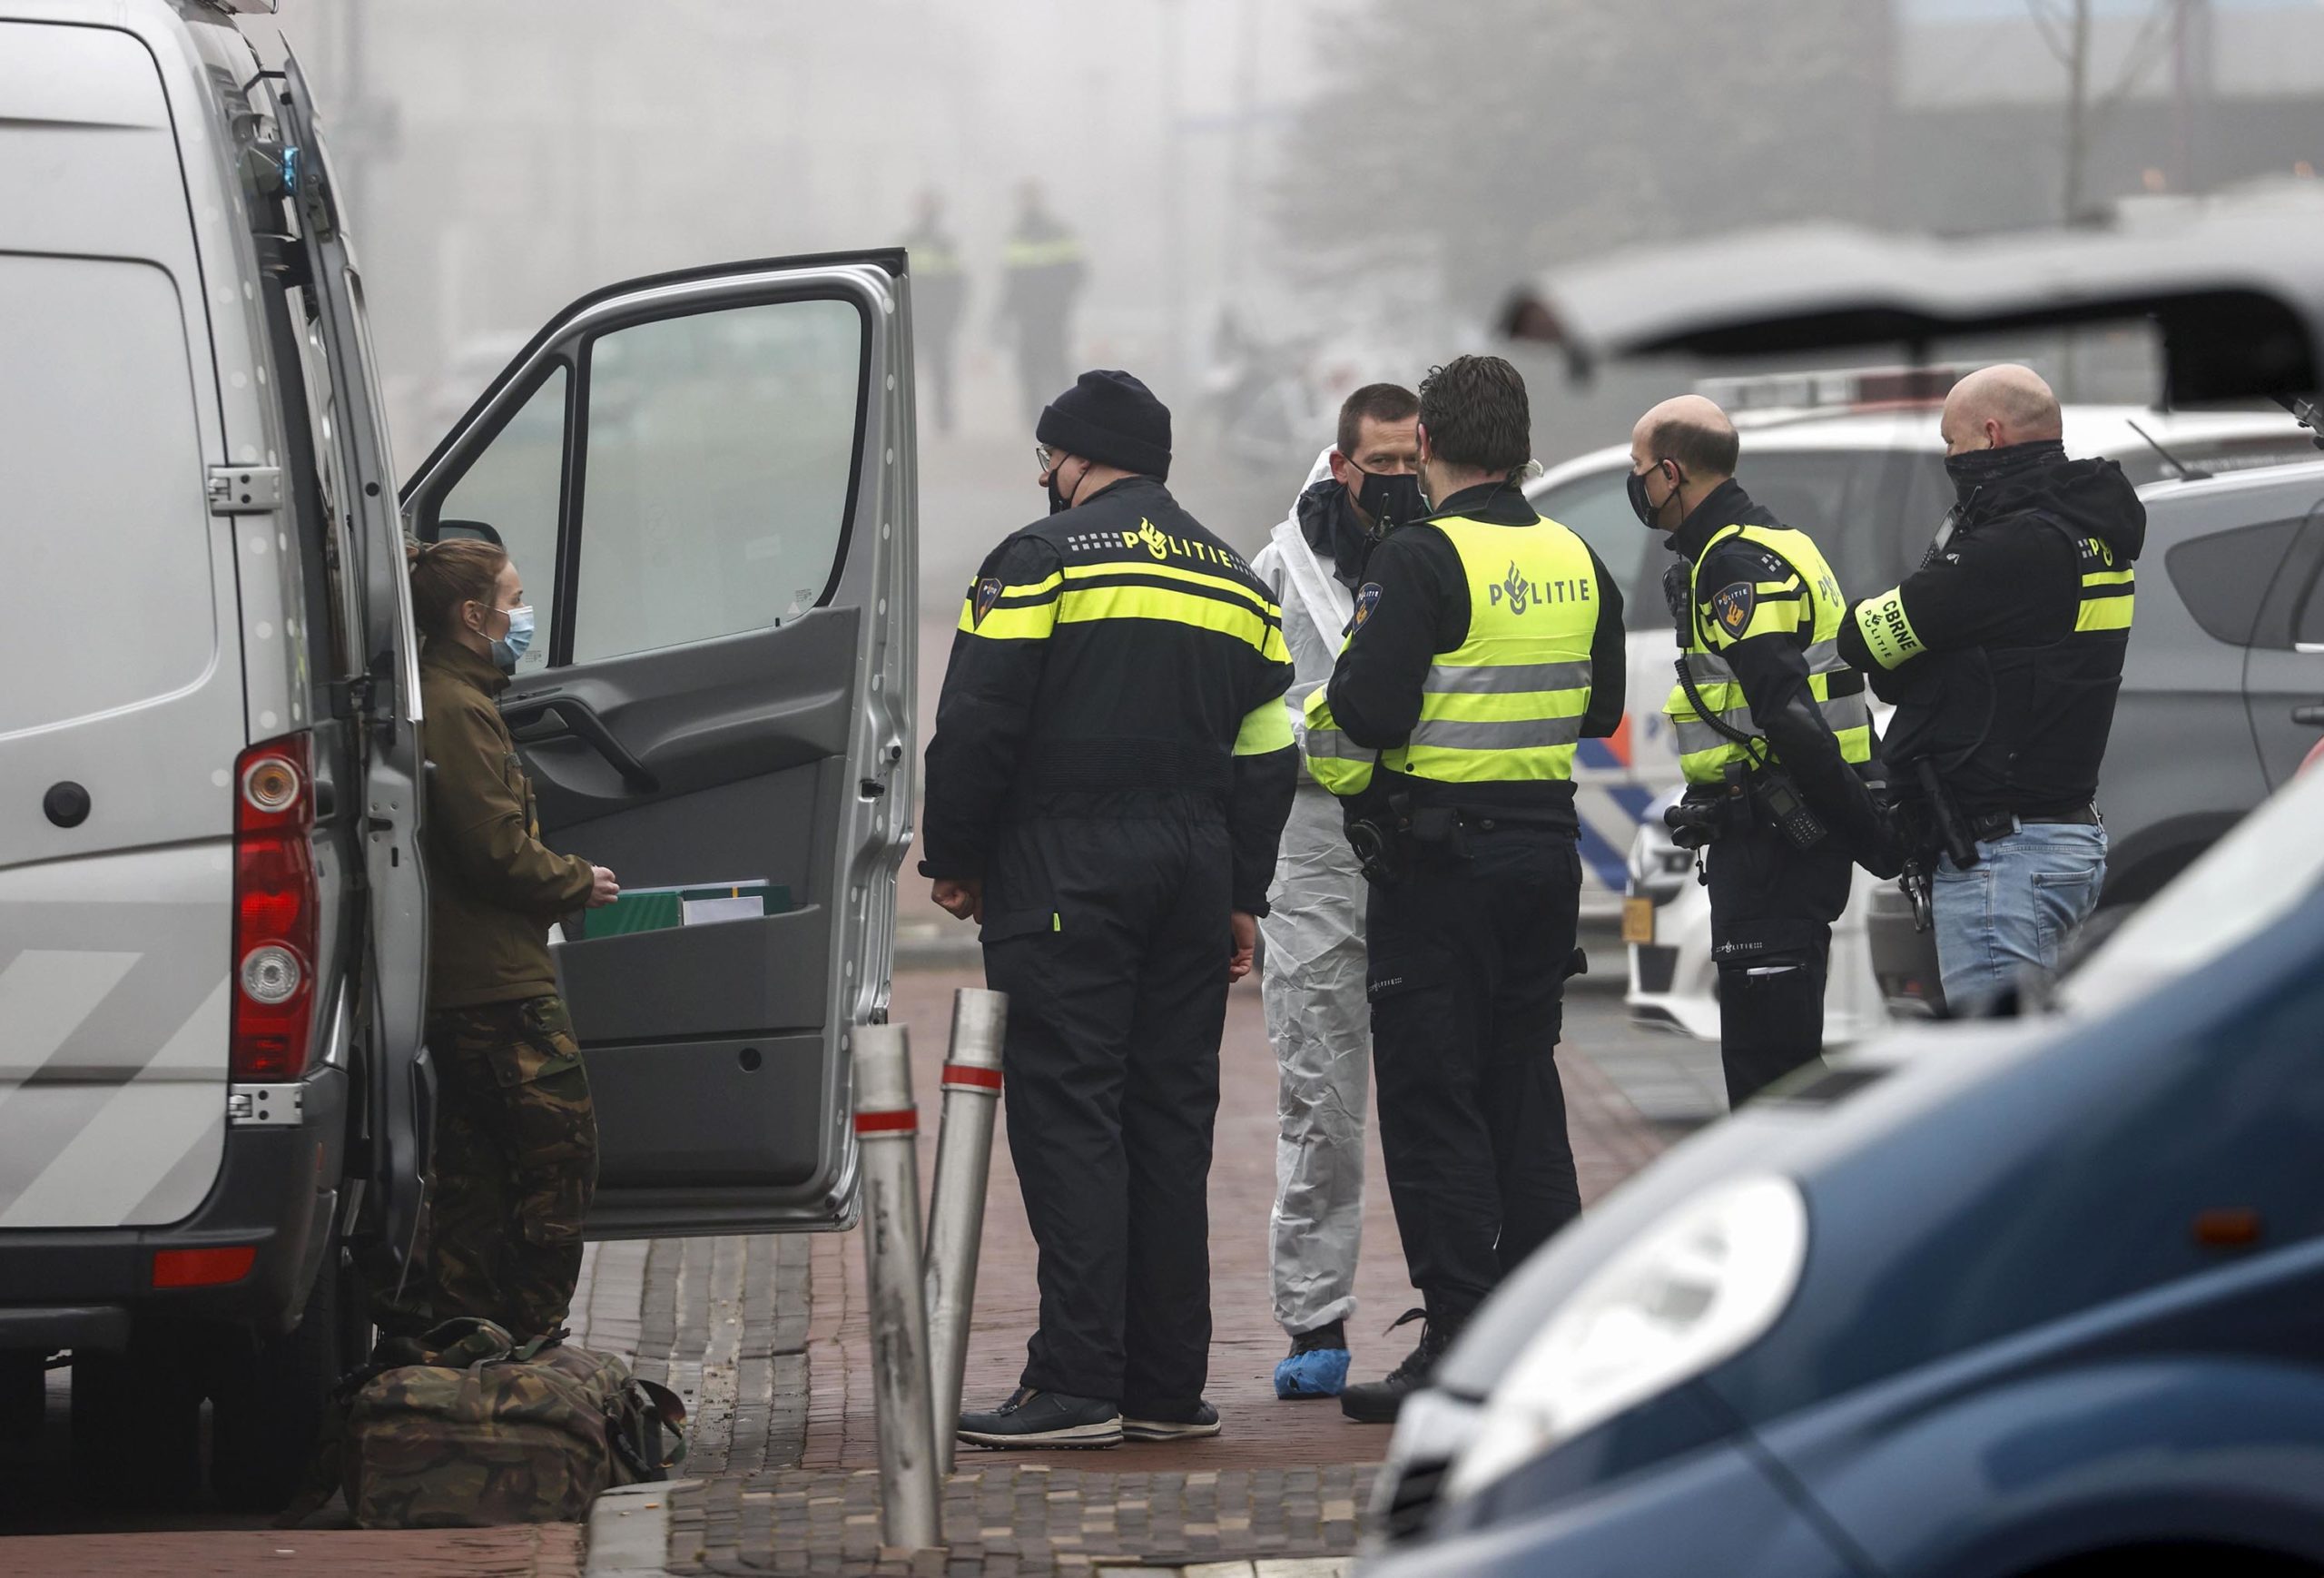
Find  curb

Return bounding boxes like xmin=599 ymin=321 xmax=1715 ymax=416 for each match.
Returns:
xmin=584 ymin=1478 xmax=697 ymax=1578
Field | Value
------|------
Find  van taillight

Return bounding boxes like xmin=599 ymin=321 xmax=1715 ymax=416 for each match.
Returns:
xmin=231 ymin=734 xmax=317 ymax=1081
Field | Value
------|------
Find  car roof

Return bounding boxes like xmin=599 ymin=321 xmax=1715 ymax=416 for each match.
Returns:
xmin=1529 ymin=403 xmax=2318 ymax=493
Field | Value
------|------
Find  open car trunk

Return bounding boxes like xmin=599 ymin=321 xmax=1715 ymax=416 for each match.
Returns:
xmin=1502 ymin=187 xmax=2324 ymax=407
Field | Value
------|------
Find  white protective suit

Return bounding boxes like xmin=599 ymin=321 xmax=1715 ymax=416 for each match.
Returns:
xmin=1251 ymin=449 xmax=1372 ymax=1338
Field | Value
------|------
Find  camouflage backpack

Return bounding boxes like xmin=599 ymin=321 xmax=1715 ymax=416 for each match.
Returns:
xmin=333 ymin=1318 xmax=686 ymax=1528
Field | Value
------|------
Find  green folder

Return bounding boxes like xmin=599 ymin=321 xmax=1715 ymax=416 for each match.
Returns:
xmin=577 ymin=880 xmax=791 ymax=942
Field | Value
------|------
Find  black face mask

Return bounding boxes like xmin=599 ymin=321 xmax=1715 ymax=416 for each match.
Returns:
xmin=1350 ymin=466 xmax=1426 ymax=535
xmin=1943 ymin=438 xmax=2063 ymax=505
xmin=1627 ymin=466 xmax=1672 ymax=529
xmin=1044 ymin=461 xmax=1075 ymax=516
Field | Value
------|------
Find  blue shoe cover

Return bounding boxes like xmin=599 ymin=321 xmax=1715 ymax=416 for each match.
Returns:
xmin=1275 ymin=1346 xmax=1351 ymax=1398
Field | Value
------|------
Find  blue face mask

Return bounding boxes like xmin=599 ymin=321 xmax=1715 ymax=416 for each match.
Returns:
xmin=492 ymin=604 xmax=536 ymax=671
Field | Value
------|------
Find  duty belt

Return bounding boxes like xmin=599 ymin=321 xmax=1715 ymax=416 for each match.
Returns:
xmin=1965 ymin=803 xmax=2102 ymax=842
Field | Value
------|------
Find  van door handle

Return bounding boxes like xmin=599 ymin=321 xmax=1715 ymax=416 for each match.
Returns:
xmin=2292 ymin=704 xmax=2324 ymax=728
xmin=501 ymin=695 xmax=660 ymax=794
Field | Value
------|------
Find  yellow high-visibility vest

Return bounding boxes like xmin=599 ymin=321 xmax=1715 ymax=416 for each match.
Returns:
xmin=1303 ymin=514 xmax=1600 ymax=799
xmin=1663 ymin=523 xmax=1871 ymax=786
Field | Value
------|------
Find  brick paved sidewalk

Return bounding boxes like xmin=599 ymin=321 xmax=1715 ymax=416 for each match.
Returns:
xmin=643 ymin=965 xmax=1671 ymax=1575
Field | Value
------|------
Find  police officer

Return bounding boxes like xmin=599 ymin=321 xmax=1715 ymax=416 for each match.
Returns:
xmin=921 ymin=370 xmax=1297 ymax=1448
xmin=995 ymin=182 xmax=1088 ymax=423
xmin=403 ymin=538 xmax=621 ymax=1341
xmin=1837 ymin=364 xmax=2141 ymax=1006
xmin=1632 ymin=396 xmax=1895 ymax=1109
xmin=1303 ymin=355 xmax=1625 ymax=1423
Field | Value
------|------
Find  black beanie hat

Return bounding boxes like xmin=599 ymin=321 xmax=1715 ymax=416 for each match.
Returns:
xmin=1037 ymin=370 xmax=1172 ymax=481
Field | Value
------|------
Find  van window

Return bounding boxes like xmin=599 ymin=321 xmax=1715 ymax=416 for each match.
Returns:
xmin=570 ymin=298 xmax=864 ymax=664
xmin=0 ymin=257 xmax=212 ymax=736
xmin=436 ymin=367 xmax=569 ymax=676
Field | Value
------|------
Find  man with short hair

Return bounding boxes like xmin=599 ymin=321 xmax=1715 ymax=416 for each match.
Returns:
xmin=1631 ymin=395 xmax=1896 ymax=1108
xmin=1249 ymin=383 xmax=1424 ymax=1401
xmin=1304 ymin=355 xmax=1624 ymax=1422
xmin=1837 ymin=364 xmax=2142 ymax=1005
xmin=921 ymin=370 xmax=1297 ymax=1448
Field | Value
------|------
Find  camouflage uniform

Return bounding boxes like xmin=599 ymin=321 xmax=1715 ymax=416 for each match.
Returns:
xmin=401 ymin=641 xmax=604 ymax=1342
xmin=415 ymin=996 xmax=597 ymax=1340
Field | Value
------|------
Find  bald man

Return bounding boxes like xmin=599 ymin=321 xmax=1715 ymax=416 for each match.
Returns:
xmin=1631 ymin=395 xmax=1897 ymax=1106
xmin=1836 ymin=365 xmax=2143 ymax=1008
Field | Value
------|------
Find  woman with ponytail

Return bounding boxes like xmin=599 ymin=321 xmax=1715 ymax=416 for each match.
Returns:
xmin=402 ymin=537 xmax=619 ymax=1340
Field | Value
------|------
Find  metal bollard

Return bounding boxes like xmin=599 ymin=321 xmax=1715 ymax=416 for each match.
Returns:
xmin=852 ymin=1023 xmax=942 ymax=1553
xmin=922 ymin=987 xmax=1009 ymax=1474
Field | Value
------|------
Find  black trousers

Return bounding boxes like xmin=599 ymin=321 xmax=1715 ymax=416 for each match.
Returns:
xmin=1705 ymin=821 xmax=1855 ymax=1107
xmin=1365 ymin=828 xmax=1582 ymax=1319
xmin=979 ymin=804 xmax=1229 ymax=1413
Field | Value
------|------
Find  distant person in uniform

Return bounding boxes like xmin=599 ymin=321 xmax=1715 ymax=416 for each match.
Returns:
xmin=903 ymin=188 xmax=967 ymax=435
xmin=996 ymin=182 xmax=1088 ymax=424
xmin=402 ymin=538 xmax=622 ymax=1340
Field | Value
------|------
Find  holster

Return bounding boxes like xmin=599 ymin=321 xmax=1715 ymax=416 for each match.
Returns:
xmin=1345 ymin=792 xmax=1413 ymax=885
xmin=1887 ymin=759 xmax=1979 ymax=872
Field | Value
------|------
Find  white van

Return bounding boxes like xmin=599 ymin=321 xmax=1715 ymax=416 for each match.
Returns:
xmin=0 ymin=0 xmax=916 ymax=1508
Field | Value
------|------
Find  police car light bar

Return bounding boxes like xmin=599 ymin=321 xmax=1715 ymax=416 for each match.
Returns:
xmin=1696 ymin=365 xmax=1962 ymax=413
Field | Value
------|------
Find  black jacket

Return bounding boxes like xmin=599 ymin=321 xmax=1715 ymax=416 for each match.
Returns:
xmin=919 ymin=477 xmax=1297 ymax=913
xmin=1836 ymin=442 xmax=2145 ymax=817
xmin=1668 ymin=479 xmax=1887 ymax=853
xmin=1324 ymin=479 xmax=1626 ymax=826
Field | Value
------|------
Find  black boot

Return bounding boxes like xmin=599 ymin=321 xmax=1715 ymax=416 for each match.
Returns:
xmin=1340 ymin=1307 xmax=1463 ymax=1425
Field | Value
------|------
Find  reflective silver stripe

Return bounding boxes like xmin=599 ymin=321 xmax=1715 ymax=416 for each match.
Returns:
xmin=1301 ymin=727 xmax=1368 ymax=762
xmin=1672 ymin=718 xmax=1748 ymax=756
xmin=1672 ymin=705 xmax=1759 ymax=750
xmin=1423 ymin=659 xmax=1593 ymax=695
xmin=1682 ymin=651 xmax=1734 ymax=685
xmin=1822 ymin=692 xmax=1869 ymax=730
xmin=1804 ymin=638 xmax=1846 ymax=674
xmin=1407 ymin=715 xmax=1584 ymax=751
xmin=1676 ymin=695 xmax=1866 ymax=758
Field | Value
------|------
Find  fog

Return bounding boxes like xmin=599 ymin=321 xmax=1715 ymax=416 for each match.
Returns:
xmin=268 ymin=0 xmax=2324 ymax=592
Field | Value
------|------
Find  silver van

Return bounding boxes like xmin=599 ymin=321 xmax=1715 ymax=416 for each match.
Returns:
xmin=0 ymin=0 xmax=916 ymax=1509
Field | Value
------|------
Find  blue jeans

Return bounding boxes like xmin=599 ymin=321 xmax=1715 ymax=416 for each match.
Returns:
xmin=1932 ymin=820 xmax=2107 ymax=1009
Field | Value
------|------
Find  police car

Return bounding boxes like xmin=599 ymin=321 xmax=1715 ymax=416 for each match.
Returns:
xmin=1520 ymin=374 xmax=2317 ymax=1039
xmin=1 ymin=0 xmax=914 ymax=1507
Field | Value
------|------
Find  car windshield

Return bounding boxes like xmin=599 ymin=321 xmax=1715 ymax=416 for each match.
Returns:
xmin=1531 ymin=444 xmax=1955 ymax=629
xmin=2059 ymin=766 xmax=2324 ymax=1015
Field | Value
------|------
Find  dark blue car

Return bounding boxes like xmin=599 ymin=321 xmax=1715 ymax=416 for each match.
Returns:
xmin=1364 ymin=769 xmax=2324 ymax=1578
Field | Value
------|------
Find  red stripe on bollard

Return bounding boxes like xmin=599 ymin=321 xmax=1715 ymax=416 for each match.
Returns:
xmin=940 ymin=1062 xmax=1004 ymax=1092
xmin=854 ymin=1108 xmax=919 ymax=1135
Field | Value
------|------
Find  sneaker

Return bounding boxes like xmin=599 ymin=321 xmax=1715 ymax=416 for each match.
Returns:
xmin=1340 ymin=1307 xmax=1461 ymax=1425
xmin=957 ymin=1386 xmax=1122 ymax=1449
xmin=1122 ymin=1400 xmax=1221 ymax=1441
xmin=1274 ymin=1319 xmax=1352 ymax=1399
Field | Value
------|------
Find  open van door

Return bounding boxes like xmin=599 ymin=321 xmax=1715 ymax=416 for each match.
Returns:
xmin=400 ymin=255 xmax=918 ymax=1236
xmin=275 ymin=54 xmax=432 ymax=1273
